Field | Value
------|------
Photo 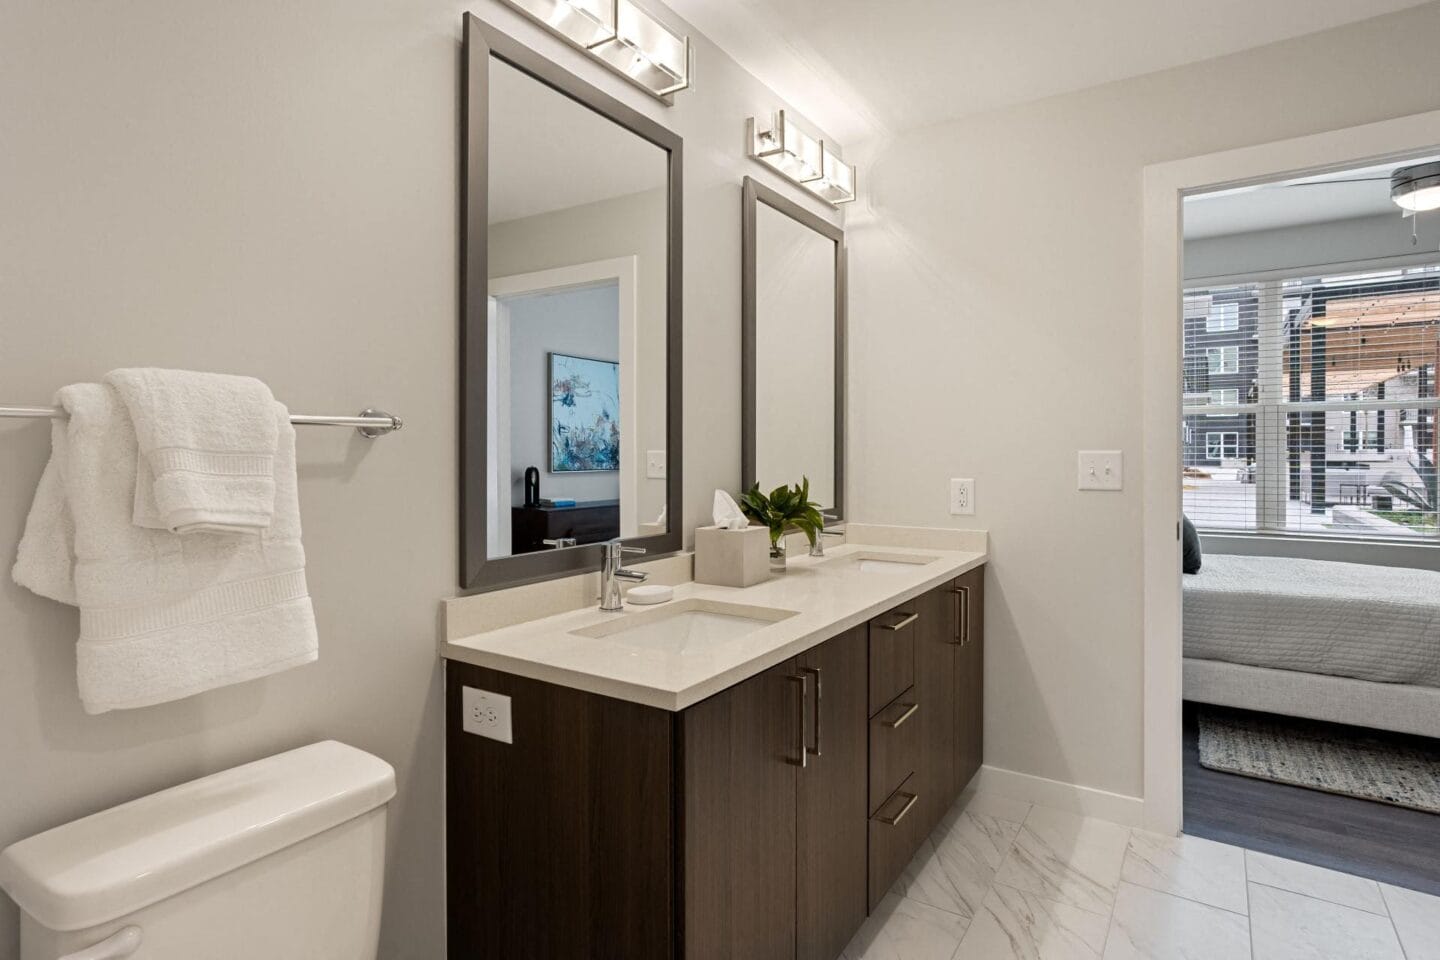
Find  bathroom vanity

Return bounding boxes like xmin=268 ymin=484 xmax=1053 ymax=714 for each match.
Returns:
xmin=443 ymin=544 xmax=985 ymax=960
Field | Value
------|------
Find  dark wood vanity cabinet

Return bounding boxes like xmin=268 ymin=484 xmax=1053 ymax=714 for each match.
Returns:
xmin=682 ymin=625 xmax=868 ymax=960
xmin=446 ymin=566 xmax=984 ymax=960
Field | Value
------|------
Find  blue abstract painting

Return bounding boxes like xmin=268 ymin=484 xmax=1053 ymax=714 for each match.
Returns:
xmin=549 ymin=353 xmax=620 ymax=472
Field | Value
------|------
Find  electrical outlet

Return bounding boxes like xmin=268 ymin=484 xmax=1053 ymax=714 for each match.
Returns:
xmin=646 ymin=449 xmax=667 ymax=479
xmin=461 ymin=686 xmax=513 ymax=743
xmin=949 ymin=478 xmax=975 ymax=516
xmin=1078 ymin=450 xmax=1124 ymax=491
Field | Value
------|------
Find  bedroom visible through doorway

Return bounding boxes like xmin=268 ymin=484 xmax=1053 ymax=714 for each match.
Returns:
xmin=1178 ymin=155 xmax=1440 ymax=894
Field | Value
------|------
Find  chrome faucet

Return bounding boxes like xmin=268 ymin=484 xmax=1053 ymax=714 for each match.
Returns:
xmin=808 ymin=514 xmax=845 ymax=557
xmin=600 ymin=539 xmax=648 ymax=611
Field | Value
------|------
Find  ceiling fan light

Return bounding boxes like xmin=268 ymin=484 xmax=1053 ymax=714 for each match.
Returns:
xmin=1392 ymin=161 xmax=1440 ymax=213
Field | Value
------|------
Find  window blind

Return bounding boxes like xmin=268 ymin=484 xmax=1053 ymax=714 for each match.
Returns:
xmin=1182 ymin=264 xmax=1440 ymax=541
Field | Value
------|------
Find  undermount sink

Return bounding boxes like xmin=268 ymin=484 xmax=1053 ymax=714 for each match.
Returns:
xmin=826 ymin=551 xmax=940 ymax=574
xmin=571 ymin=598 xmax=797 ymax=653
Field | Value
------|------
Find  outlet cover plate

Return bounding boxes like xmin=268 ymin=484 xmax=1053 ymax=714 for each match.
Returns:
xmin=462 ymin=686 xmax=513 ymax=743
xmin=949 ymin=478 xmax=975 ymax=516
xmin=646 ymin=449 xmax=667 ymax=479
xmin=1078 ymin=450 xmax=1123 ymax=491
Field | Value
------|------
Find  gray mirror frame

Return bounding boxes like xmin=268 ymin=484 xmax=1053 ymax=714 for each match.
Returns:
xmin=461 ymin=15 xmax=684 ymax=591
xmin=741 ymin=176 xmax=847 ymax=520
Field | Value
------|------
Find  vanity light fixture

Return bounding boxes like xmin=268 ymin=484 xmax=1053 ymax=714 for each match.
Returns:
xmin=747 ymin=110 xmax=857 ymax=206
xmin=1392 ymin=161 xmax=1440 ymax=213
xmin=499 ymin=0 xmax=692 ymax=101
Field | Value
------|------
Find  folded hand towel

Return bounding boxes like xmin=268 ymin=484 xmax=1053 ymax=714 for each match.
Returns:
xmin=13 ymin=383 xmax=318 ymax=714
xmin=105 ymin=368 xmax=279 ymax=535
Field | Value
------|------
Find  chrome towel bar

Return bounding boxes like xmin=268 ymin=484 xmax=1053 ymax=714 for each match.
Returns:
xmin=0 ymin=405 xmax=403 ymax=439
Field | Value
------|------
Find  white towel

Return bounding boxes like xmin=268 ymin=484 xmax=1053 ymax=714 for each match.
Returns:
xmin=105 ymin=368 xmax=279 ymax=535
xmin=12 ymin=383 xmax=318 ymax=714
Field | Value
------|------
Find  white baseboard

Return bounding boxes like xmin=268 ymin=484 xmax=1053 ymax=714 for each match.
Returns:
xmin=971 ymin=764 xmax=1146 ymax=828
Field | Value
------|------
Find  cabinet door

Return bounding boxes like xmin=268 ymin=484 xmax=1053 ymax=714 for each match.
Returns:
xmin=680 ymin=657 xmax=803 ymax=960
xmin=797 ymin=626 xmax=869 ymax=960
xmin=955 ymin=566 xmax=985 ymax=790
xmin=914 ymin=582 xmax=960 ymax=836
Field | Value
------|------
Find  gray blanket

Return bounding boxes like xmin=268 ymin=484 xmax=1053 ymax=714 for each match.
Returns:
xmin=1183 ymin=554 xmax=1440 ymax=688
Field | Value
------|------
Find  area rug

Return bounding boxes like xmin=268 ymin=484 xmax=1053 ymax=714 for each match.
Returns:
xmin=1197 ymin=708 xmax=1440 ymax=814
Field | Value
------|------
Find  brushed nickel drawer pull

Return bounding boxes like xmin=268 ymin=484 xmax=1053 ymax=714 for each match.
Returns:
xmin=787 ymin=674 xmax=807 ymax=768
xmin=802 ymin=666 xmax=822 ymax=756
xmin=883 ymin=701 xmax=919 ymax=729
xmin=959 ymin=586 xmax=970 ymax=645
xmin=876 ymin=790 xmax=918 ymax=826
xmin=880 ymin=612 xmax=919 ymax=632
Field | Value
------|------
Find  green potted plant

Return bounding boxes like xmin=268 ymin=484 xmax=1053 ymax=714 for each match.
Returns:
xmin=739 ymin=478 xmax=825 ymax=571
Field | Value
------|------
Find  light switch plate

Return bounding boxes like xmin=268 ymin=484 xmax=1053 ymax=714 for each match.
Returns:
xmin=646 ymin=449 xmax=667 ymax=479
xmin=461 ymin=686 xmax=513 ymax=743
xmin=1078 ymin=450 xmax=1123 ymax=491
xmin=949 ymin=478 xmax=975 ymax=516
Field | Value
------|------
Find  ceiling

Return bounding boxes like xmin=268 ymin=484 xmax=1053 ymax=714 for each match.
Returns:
xmin=665 ymin=0 xmax=1432 ymax=145
xmin=489 ymin=58 xmax=667 ymax=224
xmin=1183 ymin=159 xmax=1438 ymax=239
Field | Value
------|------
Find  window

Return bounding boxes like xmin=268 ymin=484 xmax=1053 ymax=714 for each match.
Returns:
xmin=1183 ymin=268 xmax=1440 ymax=541
xmin=1205 ymin=432 xmax=1239 ymax=459
xmin=1206 ymin=346 xmax=1239 ymax=374
xmin=1207 ymin=388 xmax=1238 ymax=416
xmin=1206 ymin=301 xmax=1240 ymax=333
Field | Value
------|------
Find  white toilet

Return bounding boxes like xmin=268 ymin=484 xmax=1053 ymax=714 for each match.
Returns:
xmin=0 ymin=741 xmax=395 ymax=960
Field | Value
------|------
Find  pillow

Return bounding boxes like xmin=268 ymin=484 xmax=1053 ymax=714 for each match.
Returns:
xmin=1182 ymin=515 xmax=1202 ymax=574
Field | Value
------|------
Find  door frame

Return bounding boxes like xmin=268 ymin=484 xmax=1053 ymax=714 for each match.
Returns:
xmin=1140 ymin=107 xmax=1440 ymax=834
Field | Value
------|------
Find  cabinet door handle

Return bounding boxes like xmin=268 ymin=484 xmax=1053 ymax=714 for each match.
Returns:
xmin=948 ymin=586 xmax=964 ymax=644
xmin=787 ymin=674 xmax=808 ymax=768
xmin=960 ymin=586 xmax=970 ymax=645
xmin=875 ymin=790 xmax=918 ymax=826
xmin=880 ymin=611 xmax=919 ymax=632
xmin=883 ymin=701 xmax=919 ymax=729
xmin=801 ymin=666 xmax=822 ymax=756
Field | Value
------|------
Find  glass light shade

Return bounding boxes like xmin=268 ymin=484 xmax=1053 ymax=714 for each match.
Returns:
xmin=499 ymin=0 xmax=691 ymax=101
xmin=1392 ymin=162 xmax=1440 ymax=213
xmin=588 ymin=0 xmax=690 ymax=96
xmin=1395 ymin=185 xmax=1440 ymax=213
xmin=749 ymin=111 xmax=857 ymax=206
xmin=511 ymin=0 xmax=617 ymax=48
xmin=753 ymin=112 xmax=822 ymax=182
xmin=810 ymin=144 xmax=857 ymax=204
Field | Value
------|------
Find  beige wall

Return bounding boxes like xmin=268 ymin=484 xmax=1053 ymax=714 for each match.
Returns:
xmin=0 ymin=1 xmax=840 ymax=957
xmin=848 ymin=2 xmax=1440 ymax=801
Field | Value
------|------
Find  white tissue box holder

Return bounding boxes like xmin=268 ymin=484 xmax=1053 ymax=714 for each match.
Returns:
xmin=694 ymin=525 xmax=771 ymax=588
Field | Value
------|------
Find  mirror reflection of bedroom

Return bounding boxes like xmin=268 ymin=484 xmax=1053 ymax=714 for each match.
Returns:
xmin=1181 ymin=156 xmax=1440 ymax=895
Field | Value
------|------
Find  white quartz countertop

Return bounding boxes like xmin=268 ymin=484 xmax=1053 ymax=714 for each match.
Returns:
xmin=442 ymin=543 xmax=987 ymax=711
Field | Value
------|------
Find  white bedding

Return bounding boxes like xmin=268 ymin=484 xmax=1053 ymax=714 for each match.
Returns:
xmin=1182 ymin=554 xmax=1440 ymax=688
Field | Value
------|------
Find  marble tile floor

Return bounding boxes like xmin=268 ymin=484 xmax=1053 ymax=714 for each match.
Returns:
xmin=842 ymin=788 xmax=1440 ymax=960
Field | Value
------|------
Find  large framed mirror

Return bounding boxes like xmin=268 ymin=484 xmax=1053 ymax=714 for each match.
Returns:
xmin=461 ymin=15 xmax=683 ymax=590
xmin=742 ymin=176 xmax=846 ymax=519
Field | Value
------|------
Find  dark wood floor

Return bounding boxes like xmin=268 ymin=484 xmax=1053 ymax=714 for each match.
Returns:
xmin=1183 ymin=702 xmax=1440 ymax=896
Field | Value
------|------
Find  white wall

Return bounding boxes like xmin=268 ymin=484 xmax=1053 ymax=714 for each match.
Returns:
xmin=1185 ymin=211 xmax=1440 ymax=281
xmin=0 ymin=2 xmax=841 ymax=957
xmin=848 ymin=2 xmax=1440 ymax=801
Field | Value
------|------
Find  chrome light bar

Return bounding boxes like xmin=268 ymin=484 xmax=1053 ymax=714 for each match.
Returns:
xmin=748 ymin=110 xmax=857 ymax=206
xmin=499 ymin=0 xmax=692 ymax=101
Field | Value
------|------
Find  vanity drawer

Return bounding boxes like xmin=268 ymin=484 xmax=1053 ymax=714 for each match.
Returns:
xmin=868 ymin=773 xmax=924 ymax=911
xmin=868 ymin=607 xmax=918 ymax=715
xmin=868 ymin=688 xmax=921 ymax=815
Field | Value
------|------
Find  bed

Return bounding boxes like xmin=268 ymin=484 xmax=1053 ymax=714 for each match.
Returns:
xmin=1183 ymin=553 xmax=1440 ymax=738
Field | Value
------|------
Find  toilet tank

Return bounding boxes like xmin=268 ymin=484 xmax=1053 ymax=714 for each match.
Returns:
xmin=0 ymin=741 xmax=396 ymax=960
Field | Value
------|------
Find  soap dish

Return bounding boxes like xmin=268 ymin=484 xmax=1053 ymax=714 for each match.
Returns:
xmin=626 ymin=584 xmax=674 ymax=605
